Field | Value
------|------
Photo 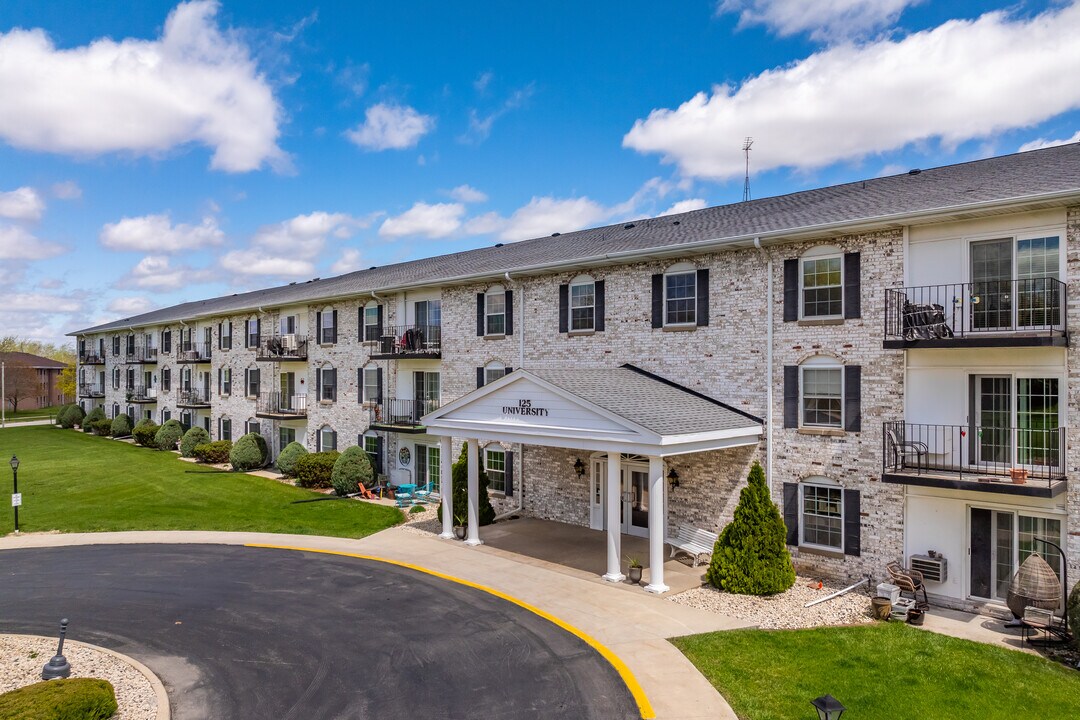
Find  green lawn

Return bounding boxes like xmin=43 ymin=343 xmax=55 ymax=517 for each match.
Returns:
xmin=0 ymin=425 xmax=402 ymax=538
xmin=673 ymin=622 xmax=1080 ymax=720
xmin=3 ymin=405 xmax=60 ymax=421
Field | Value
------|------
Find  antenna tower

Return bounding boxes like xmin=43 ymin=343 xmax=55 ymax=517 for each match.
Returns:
xmin=742 ymin=137 xmax=753 ymax=202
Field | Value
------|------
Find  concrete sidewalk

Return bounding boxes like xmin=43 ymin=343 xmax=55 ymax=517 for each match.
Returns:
xmin=0 ymin=528 xmax=747 ymax=719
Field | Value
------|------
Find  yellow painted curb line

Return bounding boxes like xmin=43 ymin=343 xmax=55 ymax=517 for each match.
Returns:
xmin=245 ymin=542 xmax=655 ymax=719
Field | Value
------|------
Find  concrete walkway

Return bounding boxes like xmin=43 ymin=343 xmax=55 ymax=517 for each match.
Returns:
xmin=0 ymin=528 xmax=748 ymax=719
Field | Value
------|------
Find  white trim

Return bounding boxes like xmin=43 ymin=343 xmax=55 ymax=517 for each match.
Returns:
xmin=662 ymin=268 xmax=697 ymax=327
xmin=799 ymin=481 xmax=845 ymax=553
xmin=798 ymin=252 xmax=844 ymax=320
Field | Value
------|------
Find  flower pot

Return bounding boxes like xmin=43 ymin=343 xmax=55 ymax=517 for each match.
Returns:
xmin=907 ymin=609 xmax=925 ymax=626
xmin=453 ymin=526 xmax=466 ymax=540
xmin=871 ymin=597 xmax=892 ymax=621
xmin=1010 ymin=468 xmax=1029 ymax=484
xmin=627 ymin=566 xmax=643 ymax=584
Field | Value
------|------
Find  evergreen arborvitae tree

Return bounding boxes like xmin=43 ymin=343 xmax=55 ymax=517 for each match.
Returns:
xmin=437 ymin=446 xmax=496 ymax=526
xmin=705 ymin=461 xmax=796 ymax=595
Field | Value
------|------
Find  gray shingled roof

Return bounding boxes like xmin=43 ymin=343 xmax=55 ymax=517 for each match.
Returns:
xmin=73 ymin=143 xmax=1080 ymax=335
xmin=526 ymin=365 xmax=762 ymax=437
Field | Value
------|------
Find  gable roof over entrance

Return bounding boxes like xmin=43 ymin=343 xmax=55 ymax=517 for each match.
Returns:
xmin=422 ymin=365 xmax=762 ymax=457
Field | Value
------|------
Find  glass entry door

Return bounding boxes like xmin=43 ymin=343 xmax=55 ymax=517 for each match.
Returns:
xmin=969 ymin=507 xmax=1062 ymax=602
xmin=975 ymin=376 xmax=1011 ymax=467
xmin=622 ymin=467 xmax=650 ymax=538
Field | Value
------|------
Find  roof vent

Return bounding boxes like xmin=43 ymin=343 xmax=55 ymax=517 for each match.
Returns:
xmin=672 ymin=220 xmax=681 ymax=225
xmin=551 ymin=232 xmax=560 ymax=237
xmin=369 ymin=266 xmax=377 ymax=270
xmin=494 ymin=243 xmax=504 ymax=248
xmin=908 ymin=168 xmax=922 ymax=175
xmin=624 ymin=223 xmax=635 ymax=229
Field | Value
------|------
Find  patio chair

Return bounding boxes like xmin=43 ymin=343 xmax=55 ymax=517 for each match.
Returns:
xmin=885 ymin=427 xmax=928 ymax=474
xmin=887 ymin=561 xmax=929 ymax=610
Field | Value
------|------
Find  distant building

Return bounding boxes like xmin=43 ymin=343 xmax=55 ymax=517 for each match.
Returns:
xmin=1 ymin=352 xmax=69 ymax=410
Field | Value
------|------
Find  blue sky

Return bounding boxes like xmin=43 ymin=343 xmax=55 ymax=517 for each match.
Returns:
xmin=1 ymin=0 xmax=1078 ymax=343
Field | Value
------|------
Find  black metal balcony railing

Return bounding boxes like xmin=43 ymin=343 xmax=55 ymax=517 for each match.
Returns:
xmin=368 ymin=398 xmax=440 ymax=429
xmin=256 ymin=334 xmax=309 ymax=361
xmin=79 ymin=353 xmax=105 ymax=365
xmin=371 ymin=324 xmax=441 ymax=358
xmin=255 ymin=391 xmax=308 ymax=418
xmin=126 ymin=384 xmax=158 ymax=402
xmin=177 ymin=388 xmax=211 ymax=407
xmin=177 ymin=343 xmax=212 ymax=363
xmin=883 ymin=421 xmax=1066 ymax=489
xmin=78 ymin=383 xmax=105 ymax=398
xmin=884 ymin=278 xmax=1067 ymax=345
xmin=125 ymin=346 xmax=159 ymax=363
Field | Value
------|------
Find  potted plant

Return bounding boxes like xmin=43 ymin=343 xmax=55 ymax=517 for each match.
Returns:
xmin=625 ymin=556 xmax=643 ymax=584
xmin=1009 ymin=468 xmax=1029 ymax=484
xmin=453 ymin=513 xmax=467 ymax=540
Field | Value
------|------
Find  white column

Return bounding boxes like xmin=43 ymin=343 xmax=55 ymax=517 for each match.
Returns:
xmin=439 ymin=435 xmax=454 ymax=539
xmin=603 ymin=453 xmax=625 ymax=582
xmin=644 ymin=455 xmax=669 ymax=594
xmin=465 ymin=438 xmax=483 ymax=546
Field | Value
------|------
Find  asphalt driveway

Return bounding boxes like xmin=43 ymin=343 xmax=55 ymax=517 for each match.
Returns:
xmin=0 ymin=544 xmax=639 ymax=719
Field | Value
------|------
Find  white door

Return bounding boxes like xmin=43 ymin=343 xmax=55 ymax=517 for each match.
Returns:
xmin=590 ymin=456 xmax=650 ymax=537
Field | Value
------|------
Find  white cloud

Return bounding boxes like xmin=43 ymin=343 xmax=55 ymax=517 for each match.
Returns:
xmin=0 ymin=1 xmax=285 ymax=172
xmin=473 ymin=71 xmax=493 ymax=93
xmin=330 ymin=248 xmax=362 ymax=274
xmin=1020 ymin=130 xmax=1080 ymax=153
xmin=220 ymin=250 xmax=314 ymax=278
xmin=625 ymin=4 xmax=1080 ymax=180
xmin=495 ymin=197 xmax=611 ymax=242
xmin=379 ymin=202 xmax=465 ymax=239
xmin=106 ymin=296 xmax=155 ymax=315
xmin=5 ymin=292 xmax=80 ymax=312
xmin=100 ymin=213 xmax=224 ymax=253
xmin=218 ymin=210 xmax=375 ymax=278
xmin=658 ymin=198 xmax=708 ymax=216
xmin=345 ymin=103 xmax=435 ymax=151
xmin=460 ymin=84 xmax=535 ymax=144
xmin=717 ymin=0 xmax=921 ymax=41
xmin=0 ymin=225 xmax=65 ymax=260
xmin=51 ymin=180 xmax=82 ymax=200
xmin=448 ymin=184 xmax=488 ymax=204
xmin=119 ymin=255 xmax=211 ymax=290
xmin=0 ymin=187 xmax=44 ymax=221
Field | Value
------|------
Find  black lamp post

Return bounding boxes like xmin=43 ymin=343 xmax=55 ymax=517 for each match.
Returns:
xmin=573 ymin=458 xmax=585 ymax=477
xmin=811 ymin=695 xmax=846 ymax=720
xmin=10 ymin=454 xmax=19 ymax=535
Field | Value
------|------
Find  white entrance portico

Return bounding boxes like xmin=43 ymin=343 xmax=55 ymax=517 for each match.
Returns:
xmin=422 ymin=364 xmax=762 ymax=593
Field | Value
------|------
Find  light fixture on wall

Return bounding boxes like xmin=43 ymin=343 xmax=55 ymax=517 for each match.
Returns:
xmin=667 ymin=467 xmax=680 ymax=491
xmin=574 ymin=458 xmax=586 ymax=477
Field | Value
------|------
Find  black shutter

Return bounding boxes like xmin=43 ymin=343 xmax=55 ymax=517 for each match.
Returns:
xmin=217 ymin=368 xmax=222 ymax=393
xmin=844 ymin=365 xmax=861 ymax=433
xmin=504 ymin=290 xmax=514 ymax=335
xmin=595 ymin=280 xmax=605 ymax=332
xmin=783 ymin=482 xmax=799 ymax=546
xmin=783 ymin=365 xmax=799 ymax=428
xmin=331 ymin=310 xmax=338 ymax=343
xmin=329 ymin=368 xmax=337 ymax=402
xmin=217 ymin=323 xmax=222 ymax=350
xmin=253 ymin=368 xmax=260 ymax=397
xmin=316 ymin=368 xmax=322 ymax=401
xmin=315 ymin=312 xmax=322 ymax=343
xmin=315 ymin=430 xmax=321 ymax=452
xmin=375 ymin=367 xmax=383 ymax=403
xmin=783 ymin=258 xmax=799 ymax=322
xmin=376 ymin=305 xmax=384 ymax=339
xmin=696 ymin=268 xmax=710 ymax=327
xmin=256 ymin=319 xmax=261 ymax=347
xmin=476 ymin=294 xmax=485 ymax=336
xmin=476 ymin=367 xmax=485 ymax=388
xmin=358 ymin=307 xmax=364 ymax=338
xmin=843 ymin=489 xmax=861 ymax=556
xmin=558 ymin=284 xmax=569 ymax=334
xmin=843 ymin=252 xmax=861 ymax=319
xmin=357 ymin=368 xmax=363 ymax=403
xmin=331 ymin=431 xmax=338 ymax=451
xmin=504 ymin=451 xmax=515 ymax=497
xmin=505 ymin=366 xmax=513 ymax=374
xmin=651 ymin=274 xmax=663 ymax=328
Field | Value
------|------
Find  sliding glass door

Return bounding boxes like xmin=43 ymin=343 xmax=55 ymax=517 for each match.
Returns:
xmin=970 ymin=374 xmax=1061 ymax=471
xmin=970 ymin=507 xmax=1062 ymax=602
xmin=971 ymin=239 xmax=1013 ymax=330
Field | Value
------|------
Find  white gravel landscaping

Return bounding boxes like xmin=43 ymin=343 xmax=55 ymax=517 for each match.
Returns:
xmin=399 ymin=504 xmax=442 ymax=535
xmin=1 ymin=634 xmax=159 ymax=719
xmin=669 ymin=576 xmax=875 ymax=629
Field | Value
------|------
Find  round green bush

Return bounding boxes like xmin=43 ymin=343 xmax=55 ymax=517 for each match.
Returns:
xmin=110 ymin=413 xmax=132 ymax=437
xmin=194 ymin=440 xmax=233 ymax=464
xmin=154 ymin=419 xmax=184 ymax=451
xmin=330 ymin=445 xmax=375 ymax=496
xmin=89 ymin=418 xmax=113 ymax=436
xmin=180 ymin=426 xmax=210 ymax=457
xmin=1068 ymin=580 xmax=1080 ymax=646
xmin=84 ymin=406 xmax=106 ymax=425
xmin=0 ymin=677 xmax=118 ymax=720
xmin=294 ymin=451 xmax=340 ymax=489
xmin=276 ymin=441 xmax=308 ymax=477
xmin=230 ymin=432 xmax=269 ymax=471
xmin=133 ymin=421 xmax=159 ymax=447
xmin=58 ymin=404 xmax=85 ymax=429
xmin=409 ymin=504 xmax=426 ymax=514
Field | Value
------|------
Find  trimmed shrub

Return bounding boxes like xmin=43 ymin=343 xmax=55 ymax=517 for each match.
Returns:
xmin=58 ymin=404 xmax=85 ymax=429
xmin=276 ymin=441 xmax=308 ymax=477
xmin=330 ymin=446 xmax=375 ymax=496
xmin=294 ymin=451 xmax=340 ymax=489
xmin=180 ymin=426 xmax=210 ymax=458
xmin=1069 ymin=580 xmax=1080 ymax=646
xmin=54 ymin=403 xmax=74 ymax=427
xmin=154 ymin=419 xmax=184 ymax=451
xmin=230 ymin=432 xmax=269 ymax=471
xmin=409 ymin=504 xmax=426 ymax=514
xmin=705 ymin=462 xmax=796 ymax=596
xmin=84 ymin=406 xmax=106 ymax=425
xmin=133 ymin=421 xmax=160 ymax=448
xmin=0 ymin=677 xmax=118 ymax=720
xmin=194 ymin=440 xmax=233 ymax=464
xmin=110 ymin=413 xmax=132 ymax=437
xmin=89 ymin=418 xmax=113 ymax=436
xmin=437 ymin=446 xmax=496 ymax=527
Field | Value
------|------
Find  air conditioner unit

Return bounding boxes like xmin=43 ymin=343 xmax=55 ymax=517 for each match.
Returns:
xmin=910 ymin=554 xmax=947 ymax=583
xmin=282 ymin=334 xmax=297 ymax=350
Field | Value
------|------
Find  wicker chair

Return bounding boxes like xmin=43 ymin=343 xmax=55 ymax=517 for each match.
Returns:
xmin=887 ymin=561 xmax=929 ymax=609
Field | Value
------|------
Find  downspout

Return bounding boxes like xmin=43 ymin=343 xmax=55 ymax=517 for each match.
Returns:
xmin=494 ymin=271 xmax=525 ymax=521
xmin=754 ymin=237 xmax=774 ymax=494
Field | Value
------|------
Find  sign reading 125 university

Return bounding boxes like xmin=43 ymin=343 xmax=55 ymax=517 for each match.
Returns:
xmin=502 ymin=399 xmax=549 ymax=417
xmin=11 ymin=493 xmax=21 ymax=507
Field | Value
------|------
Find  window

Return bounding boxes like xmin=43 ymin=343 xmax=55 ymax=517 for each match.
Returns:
xmin=484 ymin=362 xmax=507 ymax=385
xmin=112 ymin=403 xmax=119 ymax=418
xmin=801 ymin=483 xmax=843 ymax=551
xmin=363 ymin=303 xmax=380 ymax=342
xmin=280 ymin=315 xmax=296 ymax=335
xmin=664 ymin=269 xmax=696 ymax=325
xmin=485 ymin=287 xmax=506 ymax=336
xmin=246 ymin=368 xmax=260 ymax=398
xmin=220 ymin=417 xmax=232 ymax=442
xmin=416 ymin=444 xmax=441 ymax=493
xmin=246 ymin=419 xmax=260 ymax=436
xmin=569 ymin=277 xmax=595 ymax=331
xmin=162 ymin=409 xmax=171 ymax=423
xmin=112 ymin=367 xmax=121 ymax=389
xmin=181 ymin=412 xmax=192 ymax=428
xmin=220 ymin=321 xmax=232 ymax=349
xmin=112 ymin=336 xmax=120 ymax=356
xmin=221 ymin=368 xmax=231 ymax=396
xmin=319 ymin=366 xmax=337 ymax=402
xmin=127 ymin=405 xmax=135 ymax=419
xmin=246 ymin=318 xmax=259 ymax=349
xmin=415 ymin=300 xmax=441 ymax=330
xmin=279 ymin=427 xmax=296 ymax=451
xmin=319 ymin=425 xmax=336 ymax=451
xmin=800 ymin=359 xmax=842 ymax=428
xmin=363 ymin=434 xmax=379 ymax=455
xmin=801 ymin=255 xmax=843 ymax=319
xmin=320 ymin=308 xmax=336 ymax=344
xmin=362 ymin=366 xmax=380 ymax=404
xmin=162 ymin=367 xmax=171 ymax=391
xmin=162 ymin=330 xmax=171 ymax=354
xmin=485 ymin=447 xmax=506 ymax=493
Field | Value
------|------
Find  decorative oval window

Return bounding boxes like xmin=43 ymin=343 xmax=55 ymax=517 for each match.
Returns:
xmin=398 ymin=446 xmax=411 ymax=467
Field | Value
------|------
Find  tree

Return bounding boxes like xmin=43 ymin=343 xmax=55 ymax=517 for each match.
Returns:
xmin=0 ymin=335 xmax=76 ymax=364
xmin=437 ymin=445 xmax=496 ymax=527
xmin=705 ymin=462 xmax=796 ymax=596
xmin=57 ymin=365 xmax=76 ymax=401
xmin=3 ymin=362 xmax=38 ymax=414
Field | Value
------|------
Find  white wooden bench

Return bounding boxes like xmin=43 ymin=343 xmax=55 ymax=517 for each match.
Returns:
xmin=667 ymin=525 xmax=718 ymax=567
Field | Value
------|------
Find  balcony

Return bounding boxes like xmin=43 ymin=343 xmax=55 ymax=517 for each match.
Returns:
xmin=79 ymin=353 xmax=105 ymax=365
xmin=177 ymin=388 xmax=211 ymax=408
xmin=125 ymin=347 xmax=159 ymax=364
xmin=176 ymin=343 xmax=212 ymax=364
xmin=255 ymin=391 xmax=308 ymax=419
xmin=883 ymin=279 xmax=1068 ymax=349
xmin=255 ymin=334 xmax=309 ymax=362
xmin=369 ymin=324 xmax=441 ymax=360
xmin=126 ymin=385 xmax=158 ymax=403
xmin=367 ymin=398 xmax=439 ymax=433
xmin=77 ymin=383 xmax=105 ymax=398
xmin=882 ymin=421 xmax=1066 ymax=498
